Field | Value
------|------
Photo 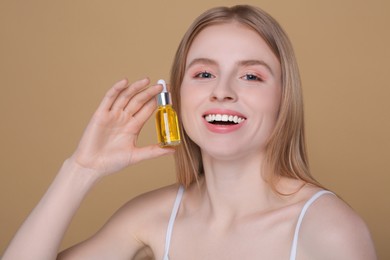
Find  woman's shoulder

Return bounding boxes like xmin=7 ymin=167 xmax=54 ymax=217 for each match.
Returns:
xmin=100 ymin=184 xmax=182 ymax=248
xmin=297 ymin=187 xmax=376 ymax=259
xmin=58 ymin=184 xmax=182 ymax=259
xmin=118 ymin=183 xmax=182 ymax=221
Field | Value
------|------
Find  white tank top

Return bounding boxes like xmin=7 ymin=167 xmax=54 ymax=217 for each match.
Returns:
xmin=162 ymin=186 xmax=333 ymax=260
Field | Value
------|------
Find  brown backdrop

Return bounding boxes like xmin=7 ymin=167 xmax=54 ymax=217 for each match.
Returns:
xmin=1 ymin=0 xmax=389 ymax=258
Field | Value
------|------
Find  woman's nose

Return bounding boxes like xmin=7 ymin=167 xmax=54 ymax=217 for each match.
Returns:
xmin=209 ymin=80 xmax=238 ymax=102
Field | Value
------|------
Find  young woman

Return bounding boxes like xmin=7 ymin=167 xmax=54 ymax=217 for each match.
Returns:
xmin=3 ymin=5 xmax=376 ymax=260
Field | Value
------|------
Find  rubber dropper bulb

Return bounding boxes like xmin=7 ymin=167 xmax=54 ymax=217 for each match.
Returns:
xmin=158 ymin=79 xmax=167 ymax=92
xmin=157 ymin=79 xmax=171 ymax=106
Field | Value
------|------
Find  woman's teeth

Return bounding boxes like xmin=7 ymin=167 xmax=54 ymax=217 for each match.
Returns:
xmin=204 ymin=114 xmax=246 ymax=124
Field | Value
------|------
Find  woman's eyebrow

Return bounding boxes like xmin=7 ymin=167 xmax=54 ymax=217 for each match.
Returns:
xmin=239 ymin=59 xmax=274 ymax=76
xmin=186 ymin=58 xmax=217 ymax=71
xmin=186 ymin=58 xmax=275 ymax=76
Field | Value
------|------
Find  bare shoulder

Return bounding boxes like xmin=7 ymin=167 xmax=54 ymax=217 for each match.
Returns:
xmin=59 ymin=184 xmax=181 ymax=259
xmin=298 ymin=190 xmax=377 ymax=260
xmin=110 ymin=183 xmax=181 ymax=239
xmin=120 ymin=183 xmax=181 ymax=214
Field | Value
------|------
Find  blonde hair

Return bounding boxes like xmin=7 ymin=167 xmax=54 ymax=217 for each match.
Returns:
xmin=170 ymin=5 xmax=322 ymax=189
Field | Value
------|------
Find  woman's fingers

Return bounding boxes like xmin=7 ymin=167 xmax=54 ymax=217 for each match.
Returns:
xmin=126 ymin=96 xmax=158 ymax=134
xmin=96 ymin=77 xmax=154 ymax=114
xmin=110 ymin=78 xmax=151 ymax=111
xmin=96 ymin=79 xmax=129 ymax=114
xmin=96 ymin=78 xmax=163 ymax=120
xmin=124 ymin=83 xmax=162 ymax=116
xmin=130 ymin=145 xmax=176 ymax=164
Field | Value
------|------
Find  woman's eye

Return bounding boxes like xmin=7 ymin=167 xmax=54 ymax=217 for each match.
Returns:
xmin=195 ymin=71 xmax=214 ymax=79
xmin=242 ymin=74 xmax=263 ymax=82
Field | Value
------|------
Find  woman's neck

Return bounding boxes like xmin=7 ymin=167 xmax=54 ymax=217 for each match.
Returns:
xmin=197 ymin=152 xmax=280 ymax=228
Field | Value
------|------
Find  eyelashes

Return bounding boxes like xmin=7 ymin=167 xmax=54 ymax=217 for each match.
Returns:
xmin=193 ymin=71 xmax=264 ymax=82
xmin=240 ymin=73 xmax=264 ymax=82
xmin=194 ymin=71 xmax=215 ymax=79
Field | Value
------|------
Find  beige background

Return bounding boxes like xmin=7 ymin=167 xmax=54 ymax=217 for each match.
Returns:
xmin=1 ymin=0 xmax=389 ymax=258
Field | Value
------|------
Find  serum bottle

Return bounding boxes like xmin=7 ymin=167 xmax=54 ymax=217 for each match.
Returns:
xmin=155 ymin=79 xmax=181 ymax=147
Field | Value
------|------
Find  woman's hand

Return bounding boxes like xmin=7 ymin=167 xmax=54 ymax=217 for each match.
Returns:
xmin=70 ymin=77 xmax=174 ymax=176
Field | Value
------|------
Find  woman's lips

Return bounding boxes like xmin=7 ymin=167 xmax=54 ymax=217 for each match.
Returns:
xmin=202 ymin=109 xmax=246 ymax=134
xmin=204 ymin=114 xmax=246 ymax=124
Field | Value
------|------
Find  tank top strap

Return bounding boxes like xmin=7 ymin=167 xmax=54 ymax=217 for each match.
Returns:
xmin=289 ymin=190 xmax=335 ymax=260
xmin=163 ymin=185 xmax=185 ymax=260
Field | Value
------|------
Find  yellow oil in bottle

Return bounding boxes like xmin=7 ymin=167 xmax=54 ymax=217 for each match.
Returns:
xmin=155 ymin=104 xmax=181 ymax=147
xmin=155 ymin=79 xmax=181 ymax=147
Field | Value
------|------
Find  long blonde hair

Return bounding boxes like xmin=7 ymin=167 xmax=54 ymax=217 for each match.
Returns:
xmin=170 ymin=5 xmax=322 ymax=189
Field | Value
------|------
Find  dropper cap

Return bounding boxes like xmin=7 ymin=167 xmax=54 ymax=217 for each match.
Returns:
xmin=157 ymin=79 xmax=172 ymax=106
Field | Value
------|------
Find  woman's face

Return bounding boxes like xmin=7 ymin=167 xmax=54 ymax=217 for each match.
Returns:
xmin=180 ymin=22 xmax=282 ymax=160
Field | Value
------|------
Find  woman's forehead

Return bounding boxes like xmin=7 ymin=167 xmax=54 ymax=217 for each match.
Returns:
xmin=185 ymin=22 xmax=280 ymax=75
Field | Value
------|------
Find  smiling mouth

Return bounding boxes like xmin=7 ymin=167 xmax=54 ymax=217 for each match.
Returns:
xmin=204 ymin=114 xmax=246 ymax=125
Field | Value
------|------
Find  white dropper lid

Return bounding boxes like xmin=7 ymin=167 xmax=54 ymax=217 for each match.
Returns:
xmin=157 ymin=79 xmax=171 ymax=106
